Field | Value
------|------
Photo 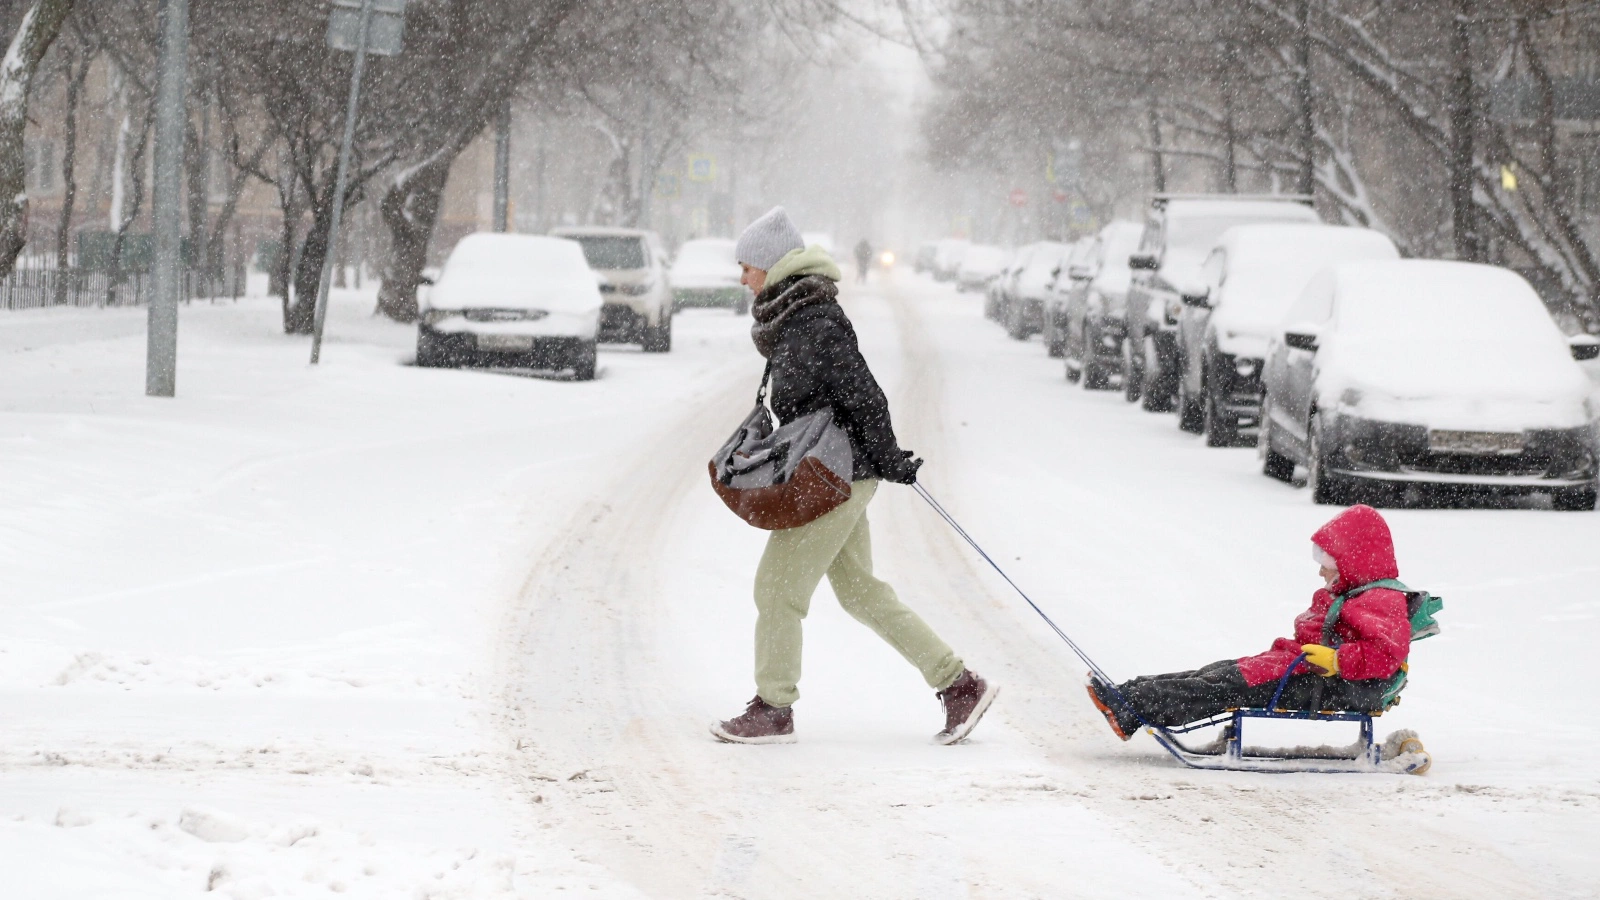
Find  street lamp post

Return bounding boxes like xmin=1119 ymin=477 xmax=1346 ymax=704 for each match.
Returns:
xmin=493 ymin=97 xmax=510 ymax=232
xmin=146 ymin=0 xmax=188 ymax=397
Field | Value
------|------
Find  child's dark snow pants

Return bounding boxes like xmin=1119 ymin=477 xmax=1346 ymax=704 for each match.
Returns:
xmin=1109 ymin=660 xmax=1392 ymax=729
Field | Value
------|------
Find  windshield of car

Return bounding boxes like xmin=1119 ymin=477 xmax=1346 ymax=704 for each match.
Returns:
xmin=1337 ymin=264 xmax=1563 ymax=351
xmin=1223 ymin=230 xmax=1398 ymax=322
xmin=1099 ymin=225 xmax=1143 ymax=270
xmin=569 ymin=236 xmax=647 ymax=270
xmin=445 ymin=235 xmax=589 ymax=280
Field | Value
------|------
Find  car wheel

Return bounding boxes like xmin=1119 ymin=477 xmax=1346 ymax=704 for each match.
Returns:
xmin=1553 ymin=485 xmax=1598 ymax=511
xmin=1203 ymin=386 xmax=1239 ymax=447
xmin=1122 ymin=335 xmax=1142 ymax=403
xmin=642 ymin=311 xmax=672 ymax=353
xmin=1309 ymin=416 xmax=1352 ymax=505
xmin=1258 ymin=397 xmax=1296 ymax=482
xmin=1004 ymin=302 xmax=1026 ymax=340
xmin=1045 ymin=313 xmax=1065 ymax=358
xmin=1177 ymin=374 xmax=1204 ymax=433
xmin=570 ymin=340 xmax=598 ymax=381
xmin=1085 ymin=359 xmax=1111 ymax=391
xmin=1140 ymin=336 xmax=1174 ymax=412
xmin=416 ymin=328 xmax=448 ymax=368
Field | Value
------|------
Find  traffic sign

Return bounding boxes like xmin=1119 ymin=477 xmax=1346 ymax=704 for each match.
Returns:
xmin=328 ymin=0 xmax=406 ymax=56
xmin=1009 ymin=188 xmax=1027 ymax=207
xmin=687 ymin=154 xmax=716 ymax=183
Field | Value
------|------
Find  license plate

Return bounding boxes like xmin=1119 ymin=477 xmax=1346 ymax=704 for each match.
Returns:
xmin=1428 ymin=430 xmax=1524 ymax=455
xmin=477 ymin=334 xmax=535 ymax=352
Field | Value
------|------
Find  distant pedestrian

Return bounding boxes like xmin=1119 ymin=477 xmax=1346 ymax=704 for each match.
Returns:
xmin=853 ymin=238 xmax=873 ymax=284
xmin=711 ymin=206 xmax=997 ymax=746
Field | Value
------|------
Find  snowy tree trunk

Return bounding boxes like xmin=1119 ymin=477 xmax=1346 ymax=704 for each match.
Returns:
xmin=376 ymin=153 xmax=451 ymax=323
xmin=0 ymin=0 xmax=77 ymax=276
xmin=1292 ymin=0 xmax=1314 ymax=197
xmin=1146 ymin=101 xmax=1167 ymax=192
xmin=286 ymin=191 xmax=336 ymax=335
xmin=52 ymin=41 xmax=87 ymax=304
xmin=1447 ymin=0 xmax=1479 ymax=262
xmin=272 ymin=179 xmax=301 ymax=321
xmin=1220 ymin=38 xmax=1238 ymax=193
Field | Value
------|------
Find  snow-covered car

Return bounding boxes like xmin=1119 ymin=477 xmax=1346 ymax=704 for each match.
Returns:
xmin=985 ymin=250 xmax=1017 ymax=321
xmin=956 ymin=244 xmax=1009 ymax=293
xmin=1176 ymin=224 xmax=1399 ymax=446
xmin=549 ymin=226 xmax=673 ymax=352
xmin=669 ymin=238 xmax=751 ymax=314
xmin=1126 ymin=195 xmax=1321 ymax=411
xmin=1002 ymin=241 xmax=1070 ymax=341
xmin=1259 ymin=259 xmax=1600 ymax=509
xmin=931 ymin=238 xmax=970 ymax=282
xmin=416 ymin=233 xmax=602 ymax=380
xmin=1042 ymin=237 xmax=1093 ymax=358
xmin=1061 ymin=221 xmax=1144 ymax=389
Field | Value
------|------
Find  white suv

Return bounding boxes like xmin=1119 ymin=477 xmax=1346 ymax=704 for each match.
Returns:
xmin=550 ymin=227 xmax=673 ymax=352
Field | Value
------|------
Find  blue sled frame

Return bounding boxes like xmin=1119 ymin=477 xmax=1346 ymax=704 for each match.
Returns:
xmin=1137 ymin=653 xmax=1430 ymax=774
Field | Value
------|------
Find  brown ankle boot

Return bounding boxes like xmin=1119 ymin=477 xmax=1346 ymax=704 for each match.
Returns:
xmin=935 ymin=669 xmax=998 ymax=745
xmin=711 ymin=695 xmax=796 ymax=744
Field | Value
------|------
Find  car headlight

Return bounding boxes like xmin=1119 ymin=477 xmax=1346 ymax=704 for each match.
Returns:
xmin=421 ymin=309 xmax=455 ymax=326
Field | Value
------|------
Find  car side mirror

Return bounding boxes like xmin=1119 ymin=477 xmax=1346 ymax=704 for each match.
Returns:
xmin=1284 ymin=324 xmax=1320 ymax=352
xmin=1128 ymin=253 xmax=1158 ymax=271
xmin=1570 ymin=334 xmax=1600 ymax=361
xmin=1180 ymin=287 xmax=1211 ymax=308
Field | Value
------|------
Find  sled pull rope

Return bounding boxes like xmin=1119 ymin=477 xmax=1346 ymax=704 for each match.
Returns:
xmin=912 ymin=484 xmax=1138 ymax=709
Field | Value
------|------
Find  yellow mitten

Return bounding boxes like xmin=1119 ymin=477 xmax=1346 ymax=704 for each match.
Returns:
xmin=1301 ymin=644 xmax=1340 ymax=677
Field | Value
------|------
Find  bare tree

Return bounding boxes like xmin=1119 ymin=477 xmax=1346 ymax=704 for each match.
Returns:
xmin=0 ymin=0 xmax=77 ymax=275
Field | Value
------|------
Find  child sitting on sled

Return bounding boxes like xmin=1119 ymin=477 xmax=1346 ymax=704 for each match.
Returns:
xmin=1087 ymin=504 xmax=1413 ymax=739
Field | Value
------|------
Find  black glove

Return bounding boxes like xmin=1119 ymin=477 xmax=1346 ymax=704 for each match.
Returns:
xmin=882 ymin=450 xmax=924 ymax=485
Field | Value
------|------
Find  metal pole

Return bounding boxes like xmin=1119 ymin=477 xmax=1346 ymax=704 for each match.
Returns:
xmin=146 ymin=0 xmax=188 ymax=397
xmin=493 ymin=96 xmax=510 ymax=232
xmin=310 ymin=0 xmax=375 ymax=365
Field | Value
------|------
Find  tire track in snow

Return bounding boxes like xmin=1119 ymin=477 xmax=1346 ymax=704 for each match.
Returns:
xmin=875 ymin=278 xmax=1545 ymax=899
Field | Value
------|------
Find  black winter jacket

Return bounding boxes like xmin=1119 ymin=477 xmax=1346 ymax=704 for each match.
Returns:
xmin=762 ymin=277 xmax=916 ymax=483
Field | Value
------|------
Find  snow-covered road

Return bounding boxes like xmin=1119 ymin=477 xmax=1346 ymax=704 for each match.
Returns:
xmin=2 ymin=276 xmax=1596 ymax=897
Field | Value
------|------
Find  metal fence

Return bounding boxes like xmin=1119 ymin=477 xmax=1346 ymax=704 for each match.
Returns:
xmin=0 ymin=264 xmax=243 ymax=311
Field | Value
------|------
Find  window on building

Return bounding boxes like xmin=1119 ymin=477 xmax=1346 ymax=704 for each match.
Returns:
xmin=25 ymin=140 xmax=57 ymax=193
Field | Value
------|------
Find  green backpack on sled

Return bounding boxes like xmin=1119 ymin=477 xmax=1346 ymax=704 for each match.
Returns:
xmin=1324 ymin=579 xmax=1444 ymax=645
xmin=1323 ymin=579 xmax=1443 ymax=709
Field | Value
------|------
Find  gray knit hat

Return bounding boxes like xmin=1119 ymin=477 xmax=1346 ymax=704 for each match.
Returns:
xmin=735 ymin=206 xmax=805 ymax=271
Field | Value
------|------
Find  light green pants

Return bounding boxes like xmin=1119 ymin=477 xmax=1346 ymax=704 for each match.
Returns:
xmin=754 ymin=479 xmax=964 ymax=707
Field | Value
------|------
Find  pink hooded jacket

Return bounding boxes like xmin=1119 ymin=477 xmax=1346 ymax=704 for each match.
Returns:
xmin=1236 ymin=505 xmax=1412 ymax=687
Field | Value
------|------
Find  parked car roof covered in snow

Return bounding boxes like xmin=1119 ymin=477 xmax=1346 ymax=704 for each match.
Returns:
xmin=669 ymin=238 xmax=741 ymax=290
xmin=1295 ymin=259 xmax=1594 ymax=430
xmin=426 ymin=233 xmax=603 ymax=314
xmin=1204 ymin=223 xmax=1399 ymax=354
